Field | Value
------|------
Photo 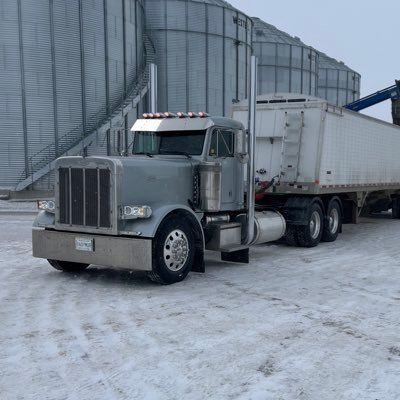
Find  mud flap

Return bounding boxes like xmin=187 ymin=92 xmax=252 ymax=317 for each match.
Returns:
xmin=191 ymin=246 xmax=205 ymax=273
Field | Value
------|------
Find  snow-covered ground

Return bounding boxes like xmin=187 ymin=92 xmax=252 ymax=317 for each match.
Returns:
xmin=1 ymin=210 xmax=400 ymax=400
xmin=0 ymin=200 xmax=37 ymax=212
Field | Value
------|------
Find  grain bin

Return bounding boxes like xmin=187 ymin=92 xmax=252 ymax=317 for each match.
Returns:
xmin=317 ymin=52 xmax=361 ymax=106
xmin=251 ymin=17 xmax=318 ymax=97
xmin=144 ymin=0 xmax=253 ymax=116
xmin=0 ymin=0 xmax=145 ymax=189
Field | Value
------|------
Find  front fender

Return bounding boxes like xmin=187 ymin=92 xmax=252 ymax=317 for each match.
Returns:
xmin=120 ymin=204 xmax=204 ymax=239
xmin=32 ymin=210 xmax=55 ymax=228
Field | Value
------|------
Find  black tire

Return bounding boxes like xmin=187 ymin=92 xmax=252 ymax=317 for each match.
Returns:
xmin=148 ymin=217 xmax=195 ymax=285
xmin=285 ymin=225 xmax=298 ymax=246
xmin=297 ymin=202 xmax=324 ymax=248
xmin=392 ymin=198 xmax=400 ymax=219
xmin=322 ymin=200 xmax=342 ymax=242
xmin=48 ymin=259 xmax=89 ymax=273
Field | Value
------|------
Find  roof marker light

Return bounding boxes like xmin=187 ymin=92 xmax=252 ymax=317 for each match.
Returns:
xmin=188 ymin=112 xmax=199 ymax=118
xmin=177 ymin=112 xmax=188 ymax=118
xmin=154 ymin=113 xmax=164 ymax=118
xmin=143 ymin=113 xmax=149 ymax=118
xmin=198 ymin=112 xmax=210 ymax=118
xmin=148 ymin=113 xmax=154 ymax=119
xmin=164 ymin=112 xmax=177 ymax=118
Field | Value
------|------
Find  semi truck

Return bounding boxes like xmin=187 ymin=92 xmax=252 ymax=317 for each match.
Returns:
xmin=32 ymin=61 xmax=400 ymax=284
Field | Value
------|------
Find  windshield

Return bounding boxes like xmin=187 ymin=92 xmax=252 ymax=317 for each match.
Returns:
xmin=133 ymin=130 xmax=206 ymax=156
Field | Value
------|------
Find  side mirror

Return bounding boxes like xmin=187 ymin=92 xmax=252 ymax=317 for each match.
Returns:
xmin=235 ymin=130 xmax=248 ymax=163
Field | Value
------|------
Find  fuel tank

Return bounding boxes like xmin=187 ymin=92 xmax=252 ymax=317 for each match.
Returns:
xmin=236 ymin=211 xmax=286 ymax=245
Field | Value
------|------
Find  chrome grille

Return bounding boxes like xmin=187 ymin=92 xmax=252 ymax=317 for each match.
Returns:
xmin=59 ymin=167 xmax=111 ymax=228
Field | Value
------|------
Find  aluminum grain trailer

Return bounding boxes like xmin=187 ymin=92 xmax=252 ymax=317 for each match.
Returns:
xmin=233 ymin=93 xmax=400 ymax=247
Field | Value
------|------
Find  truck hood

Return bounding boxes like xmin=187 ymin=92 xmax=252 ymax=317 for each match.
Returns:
xmin=117 ymin=156 xmax=197 ymax=208
xmin=52 ymin=155 xmax=198 ymax=237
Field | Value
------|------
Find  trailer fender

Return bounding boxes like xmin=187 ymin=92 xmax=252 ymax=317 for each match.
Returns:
xmin=283 ymin=197 xmax=325 ymax=225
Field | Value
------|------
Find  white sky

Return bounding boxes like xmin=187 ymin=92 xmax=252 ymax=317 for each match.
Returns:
xmin=229 ymin=0 xmax=400 ymax=122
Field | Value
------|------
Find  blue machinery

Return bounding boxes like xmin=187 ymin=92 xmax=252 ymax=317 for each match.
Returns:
xmin=344 ymin=80 xmax=400 ymax=112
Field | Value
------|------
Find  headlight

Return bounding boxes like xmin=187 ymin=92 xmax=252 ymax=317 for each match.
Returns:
xmin=120 ymin=205 xmax=152 ymax=220
xmin=37 ymin=200 xmax=56 ymax=213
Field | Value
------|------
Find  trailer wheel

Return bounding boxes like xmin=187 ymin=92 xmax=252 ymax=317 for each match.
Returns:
xmin=297 ymin=203 xmax=323 ymax=248
xmin=285 ymin=225 xmax=298 ymax=246
xmin=322 ymin=200 xmax=341 ymax=242
xmin=392 ymin=198 xmax=400 ymax=219
xmin=47 ymin=259 xmax=89 ymax=273
xmin=148 ymin=217 xmax=195 ymax=285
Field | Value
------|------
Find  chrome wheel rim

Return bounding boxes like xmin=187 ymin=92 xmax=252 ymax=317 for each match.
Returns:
xmin=329 ymin=208 xmax=339 ymax=234
xmin=309 ymin=211 xmax=321 ymax=240
xmin=163 ymin=229 xmax=189 ymax=272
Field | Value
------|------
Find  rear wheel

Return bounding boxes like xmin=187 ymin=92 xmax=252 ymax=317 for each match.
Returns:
xmin=392 ymin=198 xmax=400 ymax=219
xmin=148 ymin=217 xmax=195 ymax=285
xmin=297 ymin=203 xmax=324 ymax=248
xmin=322 ymin=200 xmax=341 ymax=242
xmin=285 ymin=225 xmax=298 ymax=246
xmin=48 ymin=259 xmax=89 ymax=273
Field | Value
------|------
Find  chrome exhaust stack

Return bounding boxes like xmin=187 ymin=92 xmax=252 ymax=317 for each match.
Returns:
xmin=245 ymin=56 xmax=257 ymax=245
xmin=150 ymin=63 xmax=158 ymax=113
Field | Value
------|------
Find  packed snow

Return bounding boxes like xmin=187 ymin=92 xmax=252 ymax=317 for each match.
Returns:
xmin=1 ymin=205 xmax=400 ymax=399
xmin=0 ymin=200 xmax=37 ymax=212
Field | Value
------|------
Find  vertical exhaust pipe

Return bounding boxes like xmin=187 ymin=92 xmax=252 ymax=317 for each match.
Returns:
xmin=392 ymin=80 xmax=400 ymax=126
xmin=150 ymin=63 xmax=158 ymax=113
xmin=245 ymin=56 xmax=257 ymax=245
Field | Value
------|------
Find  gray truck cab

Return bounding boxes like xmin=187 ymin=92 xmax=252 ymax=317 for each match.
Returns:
xmin=33 ymin=114 xmax=272 ymax=284
xmin=131 ymin=114 xmax=246 ymax=212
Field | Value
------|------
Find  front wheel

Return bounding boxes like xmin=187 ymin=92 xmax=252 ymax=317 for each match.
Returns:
xmin=297 ymin=203 xmax=324 ymax=248
xmin=148 ymin=217 xmax=195 ymax=284
xmin=48 ymin=259 xmax=89 ymax=273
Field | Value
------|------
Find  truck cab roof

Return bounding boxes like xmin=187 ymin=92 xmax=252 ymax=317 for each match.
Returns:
xmin=131 ymin=115 xmax=244 ymax=132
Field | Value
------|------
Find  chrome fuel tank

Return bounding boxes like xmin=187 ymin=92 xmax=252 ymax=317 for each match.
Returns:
xmin=236 ymin=211 xmax=286 ymax=245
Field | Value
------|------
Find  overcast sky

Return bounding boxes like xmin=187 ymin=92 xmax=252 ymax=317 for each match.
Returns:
xmin=229 ymin=0 xmax=400 ymax=122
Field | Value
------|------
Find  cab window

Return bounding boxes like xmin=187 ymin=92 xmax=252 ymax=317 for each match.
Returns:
xmin=209 ymin=129 xmax=234 ymax=157
xmin=133 ymin=130 xmax=206 ymax=155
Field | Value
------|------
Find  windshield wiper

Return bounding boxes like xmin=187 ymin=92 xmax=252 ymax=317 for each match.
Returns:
xmin=134 ymin=152 xmax=153 ymax=158
xmin=159 ymin=150 xmax=192 ymax=159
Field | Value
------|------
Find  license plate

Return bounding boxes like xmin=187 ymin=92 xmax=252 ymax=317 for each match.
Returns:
xmin=75 ymin=237 xmax=94 ymax=252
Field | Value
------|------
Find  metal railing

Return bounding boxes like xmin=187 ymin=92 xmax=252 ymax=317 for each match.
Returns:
xmin=16 ymin=34 xmax=156 ymax=191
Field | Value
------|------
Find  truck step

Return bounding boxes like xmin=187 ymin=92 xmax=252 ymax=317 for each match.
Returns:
xmin=205 ymin=222 xmax=242 ymax=251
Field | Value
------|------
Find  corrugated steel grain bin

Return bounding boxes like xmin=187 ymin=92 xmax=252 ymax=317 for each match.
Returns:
xmin=317 ymin=52 xmax=361 ymax=106
xmin=252 ymin=17 xmax=319 ymax=97
xmin=144 ymin=0 xmax=253 ymax=116
xmin=0 ymin=0 xmax=145 ymax=189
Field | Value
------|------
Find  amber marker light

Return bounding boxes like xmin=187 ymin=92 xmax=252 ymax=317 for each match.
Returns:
xmin=164 ymin=112 xmax=177 ymax=118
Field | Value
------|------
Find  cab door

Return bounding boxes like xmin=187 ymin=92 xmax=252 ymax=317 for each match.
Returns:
xmin=208 ymin=128 xmax=241 ymax=210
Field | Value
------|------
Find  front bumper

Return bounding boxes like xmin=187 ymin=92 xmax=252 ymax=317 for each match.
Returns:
xmin=32 ymin=229 xmax=152 ymax=271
